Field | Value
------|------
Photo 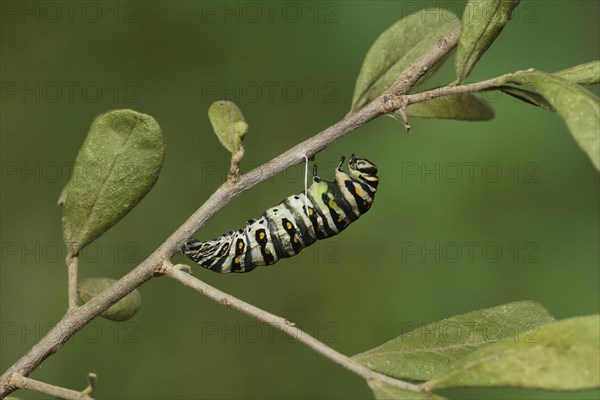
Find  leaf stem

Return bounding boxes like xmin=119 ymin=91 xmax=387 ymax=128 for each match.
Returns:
xmin=67 ymin=255 xmax=79 ymax=311
xmin=228 ymin=146 xmax=245 ymax=183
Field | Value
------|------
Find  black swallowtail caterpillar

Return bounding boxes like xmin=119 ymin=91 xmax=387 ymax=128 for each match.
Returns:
xmin=181 ymin=154 xmax=379 ymax=273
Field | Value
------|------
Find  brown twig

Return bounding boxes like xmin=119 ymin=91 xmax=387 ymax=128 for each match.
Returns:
xmin=405 ymin=76 xmax=504 ymax=105
xmin=8 ymin=373 xmax=93 ymax=400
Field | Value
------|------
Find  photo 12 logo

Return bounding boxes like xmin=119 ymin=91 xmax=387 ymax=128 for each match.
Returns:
xmin=400 ymin=320 xmax=541 ymax=345
xmin=400 ymin=161 xmax=540 ymax=184
xmin=401 ymin=241 xmax=540 ymax=264
xmin=2 ymin=321 xmax=140 ymax=344
xmin=1 ymin=81 xmax=139 ymax=104
xmin=197 ymin=160 xmax=341 ymax=184
xmin=1 ymin=1 xmax=140 ymax=23
xmin=199 ymin=1 xmax=339 ymax=24
xmin=200 ymin=81 xmax=339 ymax=104
xmin=200 ymin=321 xmax=339 ymax=344
xmin=1 ymin=241 xmax=140 ymax=265
xmin=1 ymin=160 xmax=140 ymax=184
xmin=399 ymin=2 xmax=539 ymax=24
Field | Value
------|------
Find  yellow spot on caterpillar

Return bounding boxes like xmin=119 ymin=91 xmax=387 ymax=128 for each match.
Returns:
xmin=355 ymin=186 xmax=362 ymax=195
xmin=293 ymin=237 xmax=299 ymax=243
xmin=223 ymin=244 xmax=229 ymax=251
xmin=259 ymin=232 xmax=266 ymax=240
xmin=234 ymin=257 xmax=240 ymax=264
xmin=328 ymin=199 xmax=337 ymax=209
xmin=371 ymin=176 xmax=379 ymax=181
xmin=338 ymin=215 xmax=344 ymax=222
xmin=238 ymin=242 xmax=244 ymax=249
xmin=265 ymin=248 xmax=271 ymax=254
xmin=308 ymin=208 xmax=314 ymax=216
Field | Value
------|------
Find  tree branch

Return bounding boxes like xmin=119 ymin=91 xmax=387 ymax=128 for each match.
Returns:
xmin=163 ymin=262 xmax=422 ymax=392
xmin=0 ymin=27 xmax=466 ymax=398
xmin=8 ymin=373 xmax=93 ymax=400
xmin=405 ymin=76 xmax=504 ymax=105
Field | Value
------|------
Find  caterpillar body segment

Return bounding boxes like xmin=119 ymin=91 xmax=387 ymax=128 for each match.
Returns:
xmin=181 ymin=155 xmax=378 ymax=273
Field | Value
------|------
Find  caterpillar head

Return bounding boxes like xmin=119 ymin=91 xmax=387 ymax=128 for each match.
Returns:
xmin=348 ymin=154 xmax=379 ymax=189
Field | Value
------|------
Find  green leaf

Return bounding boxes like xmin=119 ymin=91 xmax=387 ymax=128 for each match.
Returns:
xmin=497 ymin=86 xmax=555 ymax=112
xmin=208 ymin=100 xmax=248 ymax=153
xmin=455 ymin=0 xmax=520 ymax=84
xmin=353 ymin=301 xmax=555 ymax=381
xmin=78 ymin=278 xmax=142 ymax=321
xmin=62 ymin=110 xmax=164 ymax=259
xmin=499 ymin=70 xmax=600 ymax=170
xmin=351 ymin=8 xmax=460 ymax=111
xmin=368 ymin=381 xmax=445 ymax=400
xmin=554 ymin=61 xmax=600 ymax=85
xmin=404 ymin=94 xmax=495 ymax=120
xmin=425 ymin=315 xmax=600 ymax=391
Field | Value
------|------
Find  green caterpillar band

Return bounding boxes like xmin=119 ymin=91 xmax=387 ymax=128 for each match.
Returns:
xmin=181 ymin=154 xmax=379 ymax=273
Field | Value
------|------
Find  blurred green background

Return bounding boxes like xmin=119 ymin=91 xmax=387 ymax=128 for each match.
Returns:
xmin=1 ymin=1 xmax=598 ymax=399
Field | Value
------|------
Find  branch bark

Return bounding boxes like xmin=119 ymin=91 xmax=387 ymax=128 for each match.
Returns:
xmin=8 ymin=373 xmax=93 ymax=400
xmin=0 ymin=27 xmax=471 ymax=398
xmin=405 ymin=76 xmax=504 ymax=105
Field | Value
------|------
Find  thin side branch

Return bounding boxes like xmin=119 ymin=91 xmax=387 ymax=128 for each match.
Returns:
xmin=383 ymin=75 xmax=507 ymax=131
xmin=228 ymin=146 xmax=245 ymax=183
xmin=163 ymin=263 xmax=423 ymax=392
xmin=82 ymin=373 xmax=97 ymax=396
xmin=8 ymin=373 xmax=93 ymax=400
xmin=67 ymin=256 xmax=79 ymax=311
xmin=405 ymin=76 xmax=504 ymax=105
